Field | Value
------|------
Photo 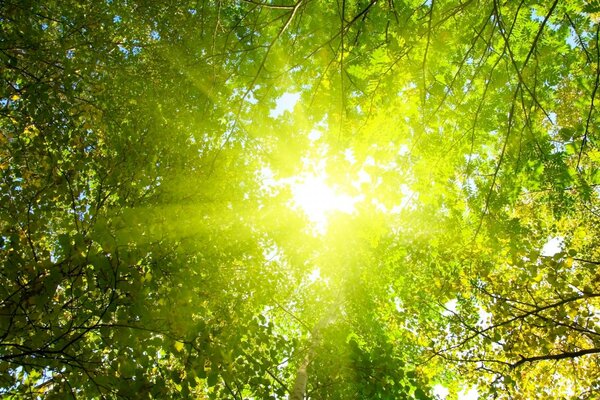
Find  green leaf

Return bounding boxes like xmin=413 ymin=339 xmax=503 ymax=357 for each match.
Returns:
xmin=207 ymin=371 xmax=219 ymax=388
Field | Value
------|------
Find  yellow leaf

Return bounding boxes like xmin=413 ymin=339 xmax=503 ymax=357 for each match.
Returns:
xmin=24 ymin=124 xmax=39 ymax=138
xmin=174 ymin=341 xmax=184 ymax=352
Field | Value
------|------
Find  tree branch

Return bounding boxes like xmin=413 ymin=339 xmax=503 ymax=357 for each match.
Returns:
xmin=511 ymin=347 xmax=600 ymax=368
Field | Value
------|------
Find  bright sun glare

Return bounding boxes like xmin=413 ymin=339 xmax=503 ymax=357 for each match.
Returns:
xmin=291 ymin=174 xmax=360 ymax=232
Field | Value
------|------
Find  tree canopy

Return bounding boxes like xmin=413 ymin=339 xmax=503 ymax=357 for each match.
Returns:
xmin=2 ymin=0 xmax=600 ymax=398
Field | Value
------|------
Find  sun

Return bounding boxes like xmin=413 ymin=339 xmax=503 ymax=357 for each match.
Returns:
xmin=291 ymin=174 xmax=360 ymax=232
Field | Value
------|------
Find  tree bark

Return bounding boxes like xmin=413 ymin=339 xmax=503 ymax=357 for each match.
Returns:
xmin=288 ymin=302 xmax=339 ymax=399
xmin=289 ymin=354 xmax=310 ymax=400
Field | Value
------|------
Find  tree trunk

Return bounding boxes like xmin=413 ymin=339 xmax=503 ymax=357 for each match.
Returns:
xmin=289 ymin=354 xmax=310 ymax=400
xmin=288 ymin=303 xmax=338 ymax=399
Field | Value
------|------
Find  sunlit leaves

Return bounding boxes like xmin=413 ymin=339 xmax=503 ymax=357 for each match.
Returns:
xmin=3 ymin=0 xmax=600 ymax=399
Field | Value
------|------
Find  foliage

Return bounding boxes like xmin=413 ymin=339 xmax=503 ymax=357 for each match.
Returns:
xmin=2 ymin=0 xmax=600 ymax=399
